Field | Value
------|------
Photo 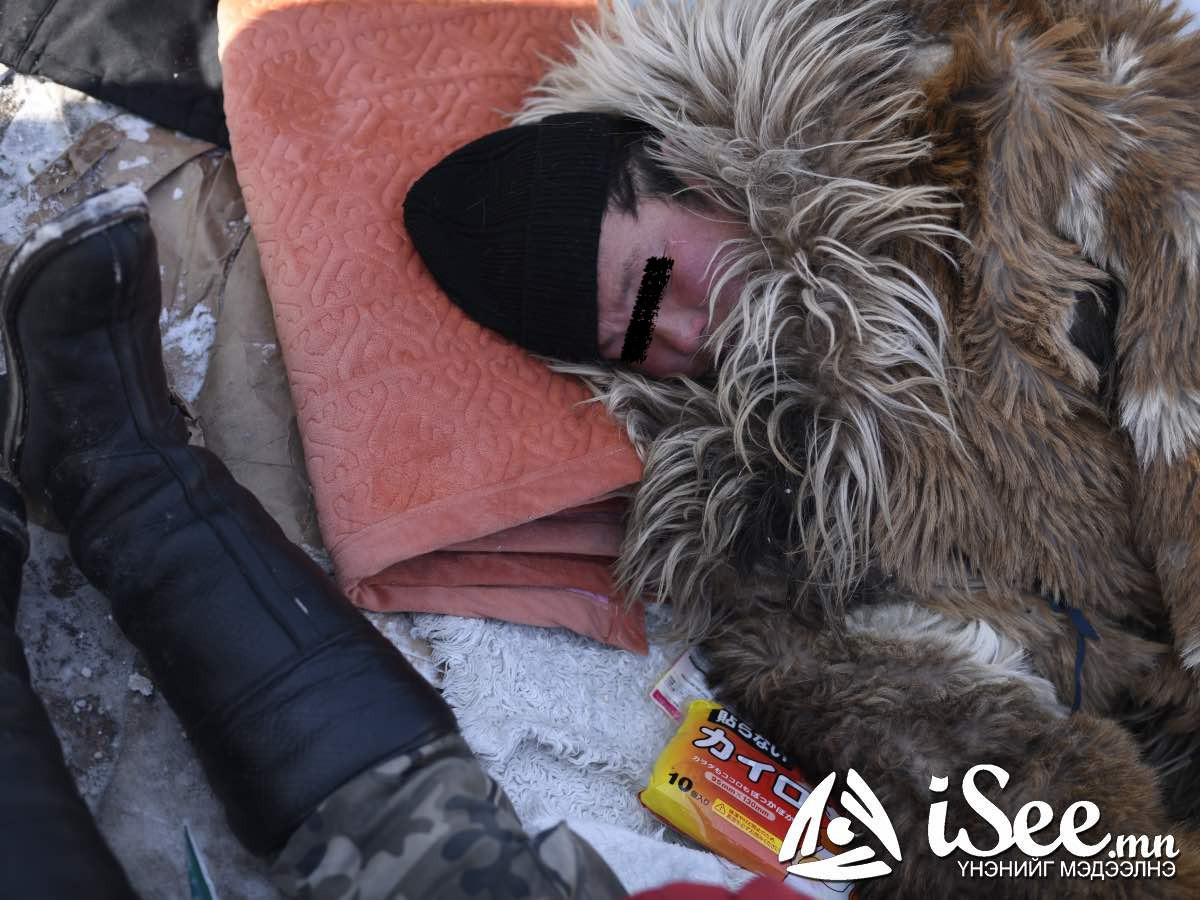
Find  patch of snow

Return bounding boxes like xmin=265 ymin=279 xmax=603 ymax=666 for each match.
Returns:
xmin=0 ymin=79 xmax=70 ymax=246
xmin=249 ymin=340 xmax=277 ymax=359
xmin=159 ymin=302 xmax=217 ymax=405
xmin=0 ymin=70 xmax=124 ymax=247
xmin=117 ymin=155 xmax=150 ymax=171
xmin=111 ymin=113 xmax=151 ymax=142
xmin=0 ymin=73 xmax=72 ymax=191
xmin=172 ymin=187 xmax=184 ymax=200
xmin=127 ymin=673 xmax=154 ymax=697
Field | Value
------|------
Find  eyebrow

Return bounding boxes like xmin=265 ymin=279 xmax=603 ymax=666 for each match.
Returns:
xmin=620 ymin=256 xmax=674 ymax=364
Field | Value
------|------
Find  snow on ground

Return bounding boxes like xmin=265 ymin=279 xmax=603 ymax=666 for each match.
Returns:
xmin=1 ymin=66 xmax=279 ymax=898
xmin=161 ymin=302 xmax=219 ymax=405
xmin=0 ymin=67 xmax=114 ymax=245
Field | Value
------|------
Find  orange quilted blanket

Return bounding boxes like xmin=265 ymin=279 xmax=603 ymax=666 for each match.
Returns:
xmin=217 ymin=0 xmax=647 ymax=651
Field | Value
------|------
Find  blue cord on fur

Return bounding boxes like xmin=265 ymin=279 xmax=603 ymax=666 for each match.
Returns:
xmin=1046 ymin=595 xmax=1100 ymax=713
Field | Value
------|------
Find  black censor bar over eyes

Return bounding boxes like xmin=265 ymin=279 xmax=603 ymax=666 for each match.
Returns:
xmin=621 ymin=256 xmax=674 ymax=364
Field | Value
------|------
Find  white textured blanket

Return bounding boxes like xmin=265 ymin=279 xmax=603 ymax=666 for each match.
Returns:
xmin=400 ymin=613 xmax=754 ymax=895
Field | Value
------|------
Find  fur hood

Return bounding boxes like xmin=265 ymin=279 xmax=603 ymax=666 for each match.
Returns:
xmin=516 ymin=0 xmax=965 ymax=626
xmin=514 ymin=0 xmax=1200 ymax=652
xmin=513 ymin=4 xmax=1200 ymax=890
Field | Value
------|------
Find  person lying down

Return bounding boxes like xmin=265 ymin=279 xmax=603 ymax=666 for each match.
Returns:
xmin=403 ymin=0 xmax=1200 ymax=897
xmin=404 ymin=114 xmax=747 ymax=379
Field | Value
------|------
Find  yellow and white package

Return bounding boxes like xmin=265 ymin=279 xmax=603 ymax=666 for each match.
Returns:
xmin=640 ymin=700 xmax=857 ymax=898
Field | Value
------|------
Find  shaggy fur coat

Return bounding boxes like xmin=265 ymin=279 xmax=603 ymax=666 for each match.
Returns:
xmin=514 ymin=0 xmax=1200 ymax=896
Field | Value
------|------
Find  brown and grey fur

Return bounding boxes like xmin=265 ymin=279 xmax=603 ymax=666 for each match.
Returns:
xmin=513 ymin=0 xmax=1200 ymax=895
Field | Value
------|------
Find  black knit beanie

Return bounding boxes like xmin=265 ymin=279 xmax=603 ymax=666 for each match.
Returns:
xmin=403 ymin=113 xmax=639 ymax=361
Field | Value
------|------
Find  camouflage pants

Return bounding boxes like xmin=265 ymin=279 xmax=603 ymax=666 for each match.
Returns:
xmin=270 ymin=734 xmax=629 ymax=900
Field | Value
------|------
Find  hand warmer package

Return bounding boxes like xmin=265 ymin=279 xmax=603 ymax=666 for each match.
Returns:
xmin=640 ymin=700 xmax=857 ymax=899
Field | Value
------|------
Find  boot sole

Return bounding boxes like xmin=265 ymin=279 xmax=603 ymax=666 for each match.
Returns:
xmin=0 ymin=184 xmax=151 ymax=508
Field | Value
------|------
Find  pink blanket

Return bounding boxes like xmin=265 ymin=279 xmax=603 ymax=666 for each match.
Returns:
xmin=218 ymin=0 xmax=647 ymax=652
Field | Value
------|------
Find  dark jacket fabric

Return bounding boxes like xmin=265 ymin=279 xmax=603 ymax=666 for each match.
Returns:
xmin=0 ymin=0 xmax=227 ymax=146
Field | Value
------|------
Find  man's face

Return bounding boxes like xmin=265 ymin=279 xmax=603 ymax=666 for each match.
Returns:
xmin=596 ymin=197 xmax=747 ymax=378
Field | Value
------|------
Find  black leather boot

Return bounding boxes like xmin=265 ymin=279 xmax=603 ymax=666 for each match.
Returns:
xmin=0 ymin=185 xmax=458 ymax=856
xmin=0 ymin=476 xmax=137 ymax=897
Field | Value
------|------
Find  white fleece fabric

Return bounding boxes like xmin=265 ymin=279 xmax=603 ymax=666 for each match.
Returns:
xmin=407 ymin=612 xmax=754 ymax=894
